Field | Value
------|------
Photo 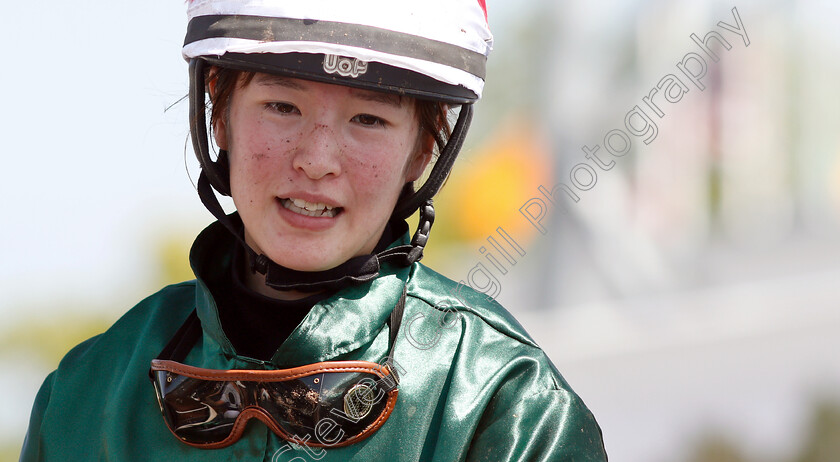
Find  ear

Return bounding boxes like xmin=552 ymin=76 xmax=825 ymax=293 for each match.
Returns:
xmin=207 ymin=68 xmax=230 ymax=151
xmin=405 ymin=133 xmax=435 ymax=182
xmin=213 ymin=114 xmax=229 ymax=151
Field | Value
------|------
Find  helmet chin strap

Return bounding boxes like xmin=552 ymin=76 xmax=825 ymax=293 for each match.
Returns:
xmin=189 ymin=57 xmax=467 ymax=292
xmin=392 ymin=103 xmax=473 ymax=220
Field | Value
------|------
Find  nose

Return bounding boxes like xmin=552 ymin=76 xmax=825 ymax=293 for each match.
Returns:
xmin=292 ymin=122 xmax=342 ymax=180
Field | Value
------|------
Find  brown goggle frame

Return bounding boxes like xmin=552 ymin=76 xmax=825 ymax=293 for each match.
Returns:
xmin=151 ymin=359 xmax=398 ymax=449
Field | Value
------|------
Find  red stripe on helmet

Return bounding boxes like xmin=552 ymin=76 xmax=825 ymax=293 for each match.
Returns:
xmin=477 ymin=0 xmax=488 ymax=22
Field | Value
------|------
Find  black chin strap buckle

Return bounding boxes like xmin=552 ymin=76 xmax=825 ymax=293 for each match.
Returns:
xmin=405 ymin=200 xmax=435 ymax=265
xmin=251 ymin=253 xmax=270 ymax=275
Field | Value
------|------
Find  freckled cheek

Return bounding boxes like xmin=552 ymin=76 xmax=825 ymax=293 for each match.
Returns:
xmin=346 ymin=144 xmax=412 ymax=199
xmin=231 ymin=134 xmax=298 ymax=196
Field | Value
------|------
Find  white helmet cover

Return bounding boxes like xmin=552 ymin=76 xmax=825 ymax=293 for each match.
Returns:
xmin=183 ymin=0 xmax=493 ymax=102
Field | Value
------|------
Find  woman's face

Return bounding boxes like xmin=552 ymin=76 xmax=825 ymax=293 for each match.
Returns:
xmin=214 ymin=73 xmax=431 ymax=271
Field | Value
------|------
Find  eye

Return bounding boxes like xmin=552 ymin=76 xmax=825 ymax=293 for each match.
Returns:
xmin=266 ymin=102 xmax=300 ymax=115
xmin=351 ymin=114 xmax=386 ymax=127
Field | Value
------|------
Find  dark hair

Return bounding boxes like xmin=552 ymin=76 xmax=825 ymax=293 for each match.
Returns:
xmin=207 ymin=66 xmax=451 ymax=158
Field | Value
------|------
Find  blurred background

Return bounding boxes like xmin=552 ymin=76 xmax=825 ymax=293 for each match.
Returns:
xmin=1 ymin=0 xmax=839 ymax=460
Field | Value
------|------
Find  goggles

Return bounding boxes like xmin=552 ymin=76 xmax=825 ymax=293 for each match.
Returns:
xmin=150 ymin=287 xmax=405 ymax=449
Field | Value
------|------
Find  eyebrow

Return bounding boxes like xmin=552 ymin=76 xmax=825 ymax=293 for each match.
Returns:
xmin=253 ymin=74 xmax=306 ymax=91
xmin=348 ymin=89 xmax=404 ymax=109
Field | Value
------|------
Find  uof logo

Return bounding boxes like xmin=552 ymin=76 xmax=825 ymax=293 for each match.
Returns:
xmin=323 ymin=54 xmax=369 ymax=78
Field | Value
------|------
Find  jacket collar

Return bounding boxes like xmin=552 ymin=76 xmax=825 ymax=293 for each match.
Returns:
xmin=188 ymin=215 xmax=411 ymax=367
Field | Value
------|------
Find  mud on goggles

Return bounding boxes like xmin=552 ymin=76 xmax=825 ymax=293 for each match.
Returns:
xmin=149 ymin=287 xmax=405 ymax=449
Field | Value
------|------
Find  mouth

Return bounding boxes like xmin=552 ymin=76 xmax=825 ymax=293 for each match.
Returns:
xmin=279 ymin=197 xmax=342 ymax=218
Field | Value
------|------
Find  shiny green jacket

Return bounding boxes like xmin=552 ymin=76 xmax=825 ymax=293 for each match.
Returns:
xmin=21 ymin=220 xmax=607 ymax=461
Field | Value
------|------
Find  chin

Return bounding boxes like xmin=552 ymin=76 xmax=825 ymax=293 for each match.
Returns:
xmin=266 ymin=249 xmax=344 ymax=273
xmin=249 ymin=233 xmax=346 ymax=272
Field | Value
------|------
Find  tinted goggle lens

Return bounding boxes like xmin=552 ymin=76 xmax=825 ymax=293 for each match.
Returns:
xmin=151 ymin=360 xmax=398 ymax=448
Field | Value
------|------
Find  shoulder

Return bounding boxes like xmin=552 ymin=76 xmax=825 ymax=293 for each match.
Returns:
xmin=22 ymin=281 xmax=199 ymax=457
xmin=406 ymin=262 xmax=539 ymax=348
xmin=43 ymin=280 xmax=197 ymax=404
xmin=57 ymin=281 xmax=196 ymax=369
xmin=402 ymin=264 xmax=608 ymax=459
xmin=404 ymin=263 xmax=570 ymax=390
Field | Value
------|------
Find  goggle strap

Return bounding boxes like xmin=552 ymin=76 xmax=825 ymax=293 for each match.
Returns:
xmin=149 ymin=309 xmax=201 ymax=380
xmin=384 ymin=284 xmax=407 ymax=384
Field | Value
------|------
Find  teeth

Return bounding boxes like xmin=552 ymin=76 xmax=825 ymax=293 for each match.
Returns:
xmin=290 ymin=198 xmax=334 ymax=212
xmin=281 ymin=198 xmax=339 ymax=218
